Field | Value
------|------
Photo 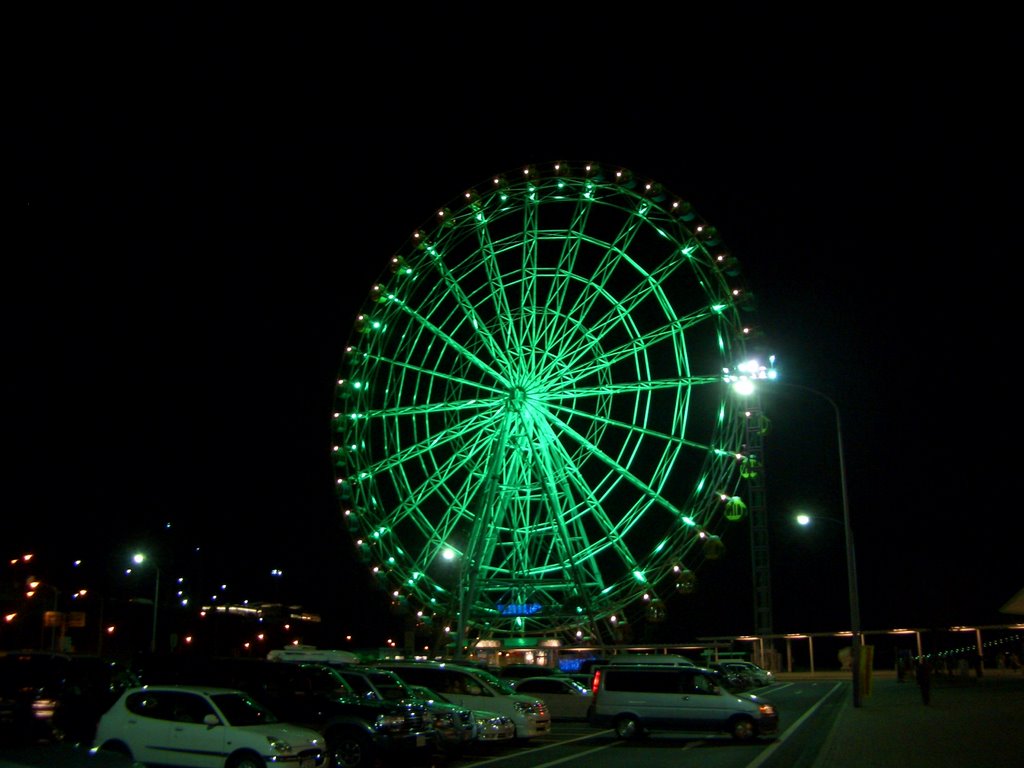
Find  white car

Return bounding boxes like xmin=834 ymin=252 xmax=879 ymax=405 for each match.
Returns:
xmin=91 ymin=685 xmax=326 ymax=768
xmin=511 ymin=676 xmax=593 ymax=720
xmin=406 ymin=684 xmax=516 ymax=745
xmin=723 ymin=660 xmax=774 ymax=687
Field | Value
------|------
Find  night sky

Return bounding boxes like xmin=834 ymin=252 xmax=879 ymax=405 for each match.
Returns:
xmin=12 ymin=6 xmax=1020 ymax=648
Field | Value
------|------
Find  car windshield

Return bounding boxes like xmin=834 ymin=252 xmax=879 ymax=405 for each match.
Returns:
xmin=365 ymin=671 xmax=414 ymax=700
xmin=470 ymin=668 xmax=515 ymax=695
xmin=210 ymin=692 xmax=279 ymax=726
xmin=302 ymin=664 xmax=355 ymax=696
xmin=411 ymin=685 xmax=451 ymax=704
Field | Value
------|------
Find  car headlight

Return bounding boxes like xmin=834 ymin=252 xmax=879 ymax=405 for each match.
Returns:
xmin=758 ymin=704 xmax=776 ymax=716
xmin=266 ymin=736 xmax=293 ymax=753
xmin=375 ymin=713 xmax=407 ymax=731
xmin=513 ymin=701 xmax=542 ymax=715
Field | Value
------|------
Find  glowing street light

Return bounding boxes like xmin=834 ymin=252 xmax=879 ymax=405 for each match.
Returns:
xmin=131 ymin=553 xmax=161 ymax=653
xmin=730 ymin=358 xmax=863 ymax=708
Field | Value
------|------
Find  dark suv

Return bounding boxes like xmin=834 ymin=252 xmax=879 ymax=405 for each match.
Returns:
xmin=132 ymin=655 xmax=434 ymax=768
xmin=0 ymin=651 xmax=137 ymax=748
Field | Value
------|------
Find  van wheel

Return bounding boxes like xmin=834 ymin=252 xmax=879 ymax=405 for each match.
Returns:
xmin=729 ymin=715 xmax=756 ymax=742
xmin=614 ymin=715 xmax=642 ymax=740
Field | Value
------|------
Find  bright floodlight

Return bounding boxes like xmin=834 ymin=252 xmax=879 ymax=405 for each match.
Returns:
xmin=726 ymin=357 xmax=777 ymax=395
xmin=796 ymin=514 xmax=811 ymax=526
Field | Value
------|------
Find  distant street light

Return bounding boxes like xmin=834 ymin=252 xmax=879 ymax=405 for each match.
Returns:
xmin=132 ymin=553 xmax=161 ymax=654
xmin=729 ymin=359 xmax=863 ymax=708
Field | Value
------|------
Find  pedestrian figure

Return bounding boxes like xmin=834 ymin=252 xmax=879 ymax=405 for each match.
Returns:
xmin=915 ymin=657 xmax=933 ymax=705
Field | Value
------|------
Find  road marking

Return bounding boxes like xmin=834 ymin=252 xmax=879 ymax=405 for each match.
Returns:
xmin=461 ymin=729 xmax=617 ymax=767
xmin=744 ymin=681 xmax=845 ymax=768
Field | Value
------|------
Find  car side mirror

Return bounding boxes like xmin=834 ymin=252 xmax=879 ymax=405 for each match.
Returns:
xmin=203 ymin=714 xmax=221 ymax=727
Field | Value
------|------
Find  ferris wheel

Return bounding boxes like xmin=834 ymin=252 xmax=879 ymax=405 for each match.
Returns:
xmin=332 ymin=162 xmax=755 ymax=647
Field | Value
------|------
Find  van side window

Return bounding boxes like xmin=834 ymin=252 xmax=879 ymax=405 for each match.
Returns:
xmin=605 ymin=669 xmax=679 ymax=693
xmin=690 ymin=673 xmax=717 ymax=695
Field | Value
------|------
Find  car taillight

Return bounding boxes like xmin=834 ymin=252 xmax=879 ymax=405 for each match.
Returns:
xmin=591 ymin=670 xmax=601 ymax=694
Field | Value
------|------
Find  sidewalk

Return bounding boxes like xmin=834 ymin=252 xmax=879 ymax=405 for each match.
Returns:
xmin=794 ymin=668 xmax=1024 ymax=768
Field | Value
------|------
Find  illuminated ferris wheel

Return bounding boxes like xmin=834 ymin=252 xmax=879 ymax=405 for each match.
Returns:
xmin=332 ymin=162 xmax=755 ymax=647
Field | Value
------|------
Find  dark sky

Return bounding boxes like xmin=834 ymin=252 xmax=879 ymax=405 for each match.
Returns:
xmin=12 ymin=6 xmax=1020 ymax=646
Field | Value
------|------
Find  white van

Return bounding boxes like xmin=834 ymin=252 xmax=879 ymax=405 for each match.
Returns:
xmin=589 ymin=663 xmax=778 ymax=742
xmin=607 ymin=653 xmax=696 ymax=666
xmin=376 ymin=660 xmax=552 ymax=739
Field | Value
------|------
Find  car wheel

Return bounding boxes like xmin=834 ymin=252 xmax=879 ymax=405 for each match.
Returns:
xmin=98 ymin=741 xmax=135 ymax=761
xmin=328 ymin=731 xmax=373 ymax=768
xmin=614 ymin=714 xmax=642 ymax=740
xmin=440 ymin=740 xmax=465 ymax=758
xmin=227 ymin=752 xmax=267 ymax=768
xmin=729 ymin=715 xmax=757 ymax=742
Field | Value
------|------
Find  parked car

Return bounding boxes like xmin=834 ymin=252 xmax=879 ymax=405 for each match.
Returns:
xmin=496 ymin=663 xmax=558 ymax=680
xmin=708 ymin=662 xmax=753 ymax=692
xmin=511 ymin=676 xmax=593 ymax=720
xmin=91 ymin=684 xmax=326 ymax=767
xmin=588 ymin=663 xmax=778 ymax=742
xmin=329 ymin=664 xmax=475 ymax=755
xmin=375 ymin=660 xmax=551 ymax=740
xmin=721 ymin=660 xmax=774 ymax=687
xmin=132 ymin=655 xmax=434 ymax=768
xmin=0 ymin=651 xmax=138 ymax=748
xmin=406 ymin=684 xmax=516 ymax=747
xmin=557 ymin=672 xmax=596 ymax=690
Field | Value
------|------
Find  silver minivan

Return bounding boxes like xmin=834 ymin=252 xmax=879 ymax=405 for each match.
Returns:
xmin=588 ymin=663 xmax=778 ymax=742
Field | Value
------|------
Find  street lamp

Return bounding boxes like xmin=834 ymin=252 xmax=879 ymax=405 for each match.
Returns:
xmin=729 ymin=359 xmax=863 ymax=707
xmin=131 ymin=553 xmax=161 ymax=654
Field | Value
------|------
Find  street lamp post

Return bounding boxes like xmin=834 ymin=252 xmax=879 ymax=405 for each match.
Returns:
xmin=784 ymin=384 xmax=861 ymax=707
xmin=729 ymin=361 xmax=862 ymax=707
xmin=132 ymin=553 xmax=161 ymax=654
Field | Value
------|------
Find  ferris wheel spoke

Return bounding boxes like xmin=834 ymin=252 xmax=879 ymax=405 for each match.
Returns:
xmin=562 ymin=216 xmax=647 ymax=327
xmin=544 ymin=409 xmax=685 ymax=517
xmin=367 ymin=406 xmax=499 ymax=485
xmin=545 ymin=376 xmax=723 ymax=399
xmin=530 ymin=428 xmax=629 ymax=588
xmin=538 ymin=204 xmax=594 ymax=327
xmin=408 ymin=222 xmax=522 ymax=375
xmin=378 ymin=292 xmax=513 ymax=388
xmin=564 ymin=309 xmax=723 ymax=383
xmin=547 ymin=397 xmax=718 ymax=453
xmin=532 ymin=414 xmax=668 ymax=560
xmin=513 ymin=191 xmax=542 ymax=367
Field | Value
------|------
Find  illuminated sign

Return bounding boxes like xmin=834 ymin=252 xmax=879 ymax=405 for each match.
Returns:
xmin=496 ymin=603 xmax=543 ymax=616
